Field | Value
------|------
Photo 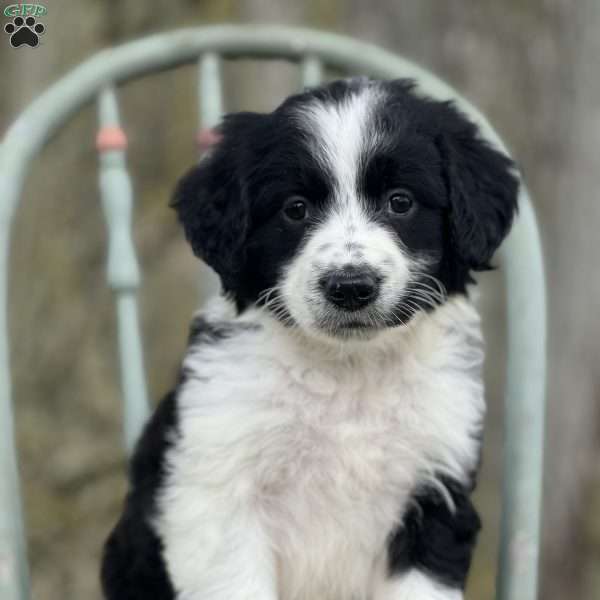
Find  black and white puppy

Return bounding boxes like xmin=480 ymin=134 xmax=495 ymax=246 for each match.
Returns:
xmin=101 ymin=78 xmax=518 ymax=600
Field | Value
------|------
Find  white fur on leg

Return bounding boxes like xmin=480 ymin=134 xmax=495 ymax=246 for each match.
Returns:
xmin=156 ymin=503 xmax=277 ymax=600
xmin=374 ymin=570 xmax=463 ymax=600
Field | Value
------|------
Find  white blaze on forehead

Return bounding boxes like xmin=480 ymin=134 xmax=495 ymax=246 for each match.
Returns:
xmin=281 ymin=83 xmax=414 ymax=336
xmin=296 ymin=84 xmax=383 ymax=201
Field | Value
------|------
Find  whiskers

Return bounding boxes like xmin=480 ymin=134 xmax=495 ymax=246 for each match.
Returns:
xmin=256 ymin=272 xmax=449 ymax=340
xmin=403 ymin=273 xmax=448 ymax=311
xmin=257 ymin=285 xmax=295 ymax=326
xmin=376 ymin=305 xmax=411 ymax=328
xmin=383 ymin=272 xmax=448 ymax=330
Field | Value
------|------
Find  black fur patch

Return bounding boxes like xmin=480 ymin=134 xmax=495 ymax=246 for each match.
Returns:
xmin=100 ymin=393 xmax=178 ymax=600
xmin=172 ymin=78 xmax=518 ymax=315
xmin=187 ymin=314 xmax=261 ymax=346
xmin=387 ymin=476 xmax=481 ymax=590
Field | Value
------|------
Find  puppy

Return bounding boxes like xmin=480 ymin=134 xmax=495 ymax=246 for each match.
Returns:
xmin=101 ymin=78 xmax=518 ymax=600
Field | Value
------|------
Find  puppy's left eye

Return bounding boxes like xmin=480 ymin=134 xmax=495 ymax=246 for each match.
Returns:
xmin=283 ymin=196 xmax=308 ymax=222
xmin=386 ymin=189 xmax=414 ymax=215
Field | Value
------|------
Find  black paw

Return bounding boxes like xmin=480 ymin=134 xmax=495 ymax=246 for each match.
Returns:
xmin=4 ymin=16 xmax=45 ymax=48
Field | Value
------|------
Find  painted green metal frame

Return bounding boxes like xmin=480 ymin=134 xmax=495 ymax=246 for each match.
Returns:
xmin=0 ymin=25 xmax=546 ymax=600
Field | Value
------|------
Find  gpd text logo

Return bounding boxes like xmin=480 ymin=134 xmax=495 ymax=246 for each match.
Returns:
xmin=3 ymin=3 xmax=47 ymax=48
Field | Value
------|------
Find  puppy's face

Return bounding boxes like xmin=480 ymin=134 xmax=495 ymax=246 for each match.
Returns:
xmin=174 ymin=79 xmax=518 ymax=341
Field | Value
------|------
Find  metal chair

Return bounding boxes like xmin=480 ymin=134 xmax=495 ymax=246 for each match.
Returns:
xmin=0 ymin=24 xmax=546 ymax=600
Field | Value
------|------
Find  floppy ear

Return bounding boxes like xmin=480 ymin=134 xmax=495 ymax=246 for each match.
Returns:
xmin=171 ymin=113 xmax=260 ymax=292
xmin=438 ymin=113 xmax=519 ymax=271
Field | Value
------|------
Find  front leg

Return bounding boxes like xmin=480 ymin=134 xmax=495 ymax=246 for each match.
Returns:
xmin=374 ymin=476 xmax=480 ymax=599
xmin=157 ymin=505 xmax=277 ymax=600
xmin=374 ymin=570 xmax=463 ymax=600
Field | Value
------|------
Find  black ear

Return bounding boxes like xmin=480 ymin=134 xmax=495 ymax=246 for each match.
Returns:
xmin=171 ymin=113 xmax=260 ymax=293
xmin=438 ymin=111 xmax=519 ymax=271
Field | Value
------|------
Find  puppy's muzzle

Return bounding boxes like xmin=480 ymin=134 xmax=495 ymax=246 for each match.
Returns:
xmin=320 ymin=267 xmax=380 ymax=311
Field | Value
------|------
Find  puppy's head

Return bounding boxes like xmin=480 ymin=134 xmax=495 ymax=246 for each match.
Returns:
xmin=173 ymin=79 xmax=518 ymax=341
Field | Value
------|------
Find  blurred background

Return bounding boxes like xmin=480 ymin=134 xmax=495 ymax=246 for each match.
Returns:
xmin=1 ymin=1 xmax=599 ymax=599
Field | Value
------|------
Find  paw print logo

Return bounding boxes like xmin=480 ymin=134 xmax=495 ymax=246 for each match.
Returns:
xmin=4 ymin=16 xmax=45 ymax=48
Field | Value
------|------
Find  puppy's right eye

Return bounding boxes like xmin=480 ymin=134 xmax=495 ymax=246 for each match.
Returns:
xmin=283 ymin=197 xmax=308 ymax=222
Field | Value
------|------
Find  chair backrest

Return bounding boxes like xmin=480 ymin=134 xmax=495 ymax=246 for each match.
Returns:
xmin=0 ymin=25 xmax=546 ymax=600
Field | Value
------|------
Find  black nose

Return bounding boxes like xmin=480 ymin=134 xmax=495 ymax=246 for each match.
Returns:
xmin=321 ymin=270 xmax=380 ymax=311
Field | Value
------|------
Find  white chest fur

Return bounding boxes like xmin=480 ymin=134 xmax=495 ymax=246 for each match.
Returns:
xmin=154 ymin=297 xmax=485 ymax=600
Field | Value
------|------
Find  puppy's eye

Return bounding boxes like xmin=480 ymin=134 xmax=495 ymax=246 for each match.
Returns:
xmin=386 ymin=189 xmax=414 ymax=215
xmin=283 ymin=197 xmax=308 ymax=222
